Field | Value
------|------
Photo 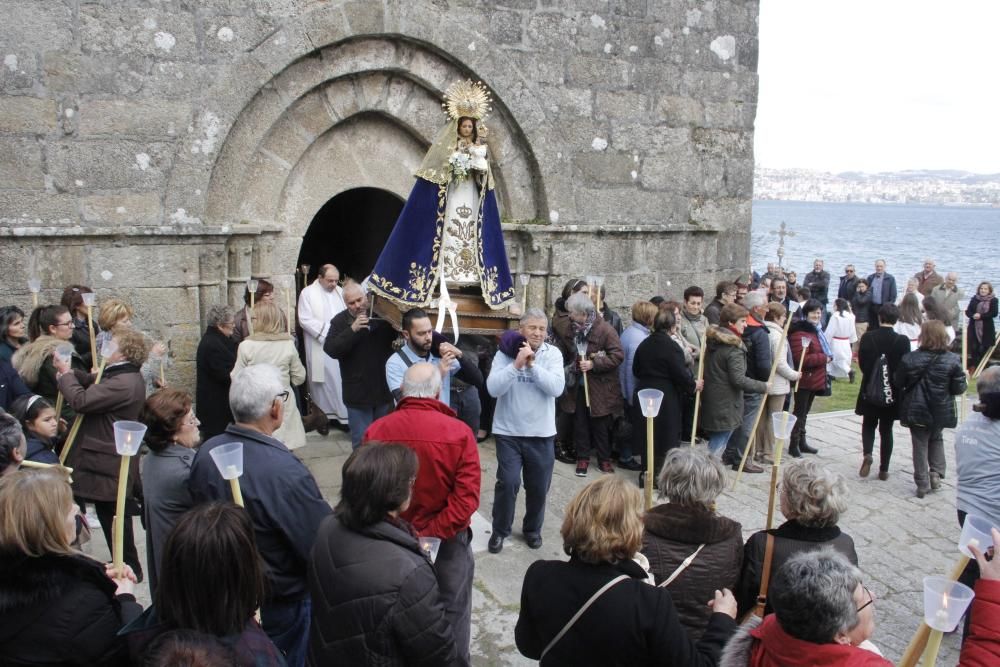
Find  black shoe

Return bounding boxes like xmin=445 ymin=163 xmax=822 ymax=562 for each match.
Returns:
xmin=799 ymin=442 xmax=818 ymax=454
xmin=575 ymin=459 xmax=589 ymax=477
xmin=735 ymin=461 xmax=765 ymax=474
xmin=849 ymin=370 xmax=856 ymax=384
xmin=618 ymin=457 xmax=643 ymax=471
xmin=488 ymin=533 xmax=504 ymax=554
xmin=525 ymin=535 xmax=543 ymax=549
xmin=555 ymin=446 xmax=577 ymax=465
xmin=788 ymin=443 xmax=802 ymax=458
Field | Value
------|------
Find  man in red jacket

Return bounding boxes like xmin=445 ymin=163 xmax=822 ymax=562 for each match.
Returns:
xmin=363 ymin=361 xmax=481 ymax=667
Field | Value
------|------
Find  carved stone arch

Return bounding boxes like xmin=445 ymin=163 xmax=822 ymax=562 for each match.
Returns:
xmin=202 ymin=35 xmax=546 ymax=238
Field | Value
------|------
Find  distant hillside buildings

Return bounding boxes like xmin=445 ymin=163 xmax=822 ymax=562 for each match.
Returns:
xmin=754 ymin=167 xmax=1000 ymax=206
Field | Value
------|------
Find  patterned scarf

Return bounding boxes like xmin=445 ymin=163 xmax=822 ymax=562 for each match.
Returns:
xmin=570 ymin=311 xmax=597 ymax=339
xmin=973 ymin=294 xmax=995 ymax=342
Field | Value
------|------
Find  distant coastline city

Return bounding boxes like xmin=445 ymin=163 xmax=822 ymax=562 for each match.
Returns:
xmin=754 ymin=167 xmax=1000 ymax=206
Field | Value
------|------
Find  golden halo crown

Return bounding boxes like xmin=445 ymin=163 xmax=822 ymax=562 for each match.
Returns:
xmin=442 ymin=79 xmax=492 ymax=121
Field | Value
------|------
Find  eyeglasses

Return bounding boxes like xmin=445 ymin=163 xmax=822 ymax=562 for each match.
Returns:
xmin=275 ymin=391 xmax=290 ymax=403
xmin=53 ymin=320 xmax=73 ymax=328
xmin=857 ymin=586 xmax=875 ymax=613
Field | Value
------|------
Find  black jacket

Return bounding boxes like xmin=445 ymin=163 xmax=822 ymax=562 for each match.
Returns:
xmin=838 ymin=273 xmax=860 ymax=301
xmin=633 ymin=331 xmax=696 ymax=452
xmin=0 ymin=551 xmax=142 ymax=666
xmin=803 ymin=270 xmax=831 ymax=304
xmin=0 ymin=358 xmax=30 ymax=411
xmin=851 ymin=289 xmax=873 ymax=323
xmin=601 ymin=305 xmax=624 ymax=336
xmin=516 ymin=556 xmax=737 ymax=666
xmin=325 ymin=310 xmax=396 ymax=408
xmin=195 ymin=326 xmax=238 ymax=439
xmin=736 ymin=520 xmax=858 ymax=617
xmin=855 ymin=326 xmax=911 ymax=419
xmin=742 ymin=318 xmax=772 ymax=382
xmin=190 ymin=425 xmax=332 ymax=604
xmin=307 ymin=516 xmax=457 ymax=666
xmin=894 ymin=349 xmax=967 ymax=430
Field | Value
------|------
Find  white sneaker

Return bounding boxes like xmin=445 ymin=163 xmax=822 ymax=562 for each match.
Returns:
xmin=85 ymin=508 xmax=101 ymax=529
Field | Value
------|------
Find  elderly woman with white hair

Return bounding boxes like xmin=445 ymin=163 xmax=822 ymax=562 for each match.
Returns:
xmin=642 ymin=448 xmax=743 ymax=641
xmin=736 ymin=459 xmax=858 ymax=617
xmin=721 ymin=549 xmax=889 ymax=666
xmin=551 ymin=290 xmax=625 ymax=477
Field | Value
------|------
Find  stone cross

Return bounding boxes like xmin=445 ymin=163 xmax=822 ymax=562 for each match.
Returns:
xmin=770 ymin=221 xmax=795 ymax=269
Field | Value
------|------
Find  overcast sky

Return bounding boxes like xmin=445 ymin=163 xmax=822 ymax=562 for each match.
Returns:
xmin=754 ymin=1 xmax=1000 ymax=175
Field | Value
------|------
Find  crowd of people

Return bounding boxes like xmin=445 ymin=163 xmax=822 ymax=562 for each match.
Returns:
xmin=0 ymin=255 xmax=997 ymax=666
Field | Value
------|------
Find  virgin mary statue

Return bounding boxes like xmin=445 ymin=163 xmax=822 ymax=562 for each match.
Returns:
xmin=367 ymin=80 xmax=516 ymax=310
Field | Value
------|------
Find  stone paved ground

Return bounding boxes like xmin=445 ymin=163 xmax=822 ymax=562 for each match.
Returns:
xmin=86 ymin=409 xmax=969 ymax=665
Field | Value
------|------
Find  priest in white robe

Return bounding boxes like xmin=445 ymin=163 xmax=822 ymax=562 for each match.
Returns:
xmin=298 ymin=263 xmax=348 ymax=425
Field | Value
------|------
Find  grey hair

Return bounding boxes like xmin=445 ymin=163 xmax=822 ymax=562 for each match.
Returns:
xmin=566 ymin=291 xmax=595 ymax=315
xmin=743 ymin=289 xmax=768 ymax=310
xmin=976 ymin=367 xmax=1000 ymax=405
xmin=781 ymin=459 xmax=849 ymax=528
xmin=207 ymin=304 xmax=235 ymax=329
xmin=0 ymin=411 xmax=25 ymax=460
xmin=520 ymin=308 xmax=548 ymax=326
xmin=229 ymin=364 xmax=285 ymax=423
xmin=401 ymin=362 xmax=442 ymax=399
xmin=657 ymin=447 xmax=726 ymax=508
xmin=770 ymin=548 xmax=863 ymax=644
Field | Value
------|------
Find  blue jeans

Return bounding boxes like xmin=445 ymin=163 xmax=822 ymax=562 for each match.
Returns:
xmin=725 ymin=392 xmax=763 ymax=460
xmin=260 ymin=596 xmax=311 ymax=667
xmin=347 ymin=403 xmax=392 ymax=449
xmin=706 ymin=430 xmax=734 ymax=457
xmin=450 ymin=385 xmax=481 ymax=434
xmin=492 ymin=435 xmax=555 ymax=539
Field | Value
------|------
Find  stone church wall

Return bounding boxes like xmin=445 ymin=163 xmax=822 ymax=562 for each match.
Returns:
xmin=0 ymin=0 xmax=759 ymax=388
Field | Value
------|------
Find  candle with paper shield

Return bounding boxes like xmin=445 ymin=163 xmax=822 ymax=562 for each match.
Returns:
xmin=921 ymin=578 xmax=975 ymax=667
xmin=111 ymin=420 xmax=146 ymax=576
xmin=764 ymin=411 xmax=796 ymax=528
xmin=637 ymin=388 xmax=664 ymax=510
xmin=247 ymin=279 xmax=259 ymax=335
xmin=575 ymin=339 xmax=591 ymax=410
xmin=27 ymin=277 xmax=41 ymax=308
xmin=97 ymin=336 xmax=118 ymax=381
xmin=81 ymin=291 xmax=98 ymax=369
xmin=209 ymin=442 xmax=245 ymax=507
xmin=519 ymin=274 xmax=530 ymax=311
xmin=419 ymin=536 xmax=441 ymax=564
xmin=594 ymin=276 xmax=605 ymax=312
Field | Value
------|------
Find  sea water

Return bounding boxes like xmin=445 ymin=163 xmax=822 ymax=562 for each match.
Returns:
xmin=751 ymin=200 xmax=1000 ymax=298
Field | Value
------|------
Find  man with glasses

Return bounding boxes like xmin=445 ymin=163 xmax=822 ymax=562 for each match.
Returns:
xmin=190 ymin=363 xmax=332 ymax=667
xmin=838 ymin=264 xmax=860 ymax=301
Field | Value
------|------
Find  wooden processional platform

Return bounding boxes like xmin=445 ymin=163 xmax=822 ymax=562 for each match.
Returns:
xmin=371 ymin=293 xmax=519 ymax=336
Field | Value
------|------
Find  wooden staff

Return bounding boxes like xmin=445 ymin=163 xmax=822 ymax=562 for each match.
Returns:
xmin=229 ymin=477 xmax=245 ymax=507
xmin=750 ymin=410 xmax=791 ymax=618
xmin=54 ymin=392 xmax=64 ymax=420
xmin=286 ymin=287 xmax=293 ymax=334
xmin=690 ymin=330 xmax=708 ymax=446
xmin=645 ymin=412 xmax=655 ymax=510
xmin=112 ymin=455 xmax=131 ymax=575
xmin=32 ymin=292 xmax=38 ymax=308
xmin=159 ymin=357 xmax=165 ymax=386
xmin=86 ymin=305 xmax=97 ymax=370
xmin=733 ymin=312 xmax=796 ymax=487
xmin=20 ymin=460 xmax=73 ymax=473
xmin=792 ymin=339 xmax=810 ymax=394
xmin=898 ymin=556 xmax=970 ymax=667
xmin=247 ymin=290 xmax=255 ymax=336
xmin=58 ymin=359 xmax=108 ymax=465
xmin=973 ymin=331 xmax=1000 ymax=379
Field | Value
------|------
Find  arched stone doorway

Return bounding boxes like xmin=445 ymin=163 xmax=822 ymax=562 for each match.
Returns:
xmin=297 ymin=186 xmax=404 ymax=283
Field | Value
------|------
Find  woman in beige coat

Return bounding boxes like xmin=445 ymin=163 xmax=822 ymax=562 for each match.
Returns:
xmin=231 ymin=302 xmax=307 ymax=449
xmin=758 ymin=302 xmax=800 ymax=463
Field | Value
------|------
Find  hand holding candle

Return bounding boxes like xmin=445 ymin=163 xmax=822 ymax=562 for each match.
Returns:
xmin=576 ymin=339 xmax=591 ymax=410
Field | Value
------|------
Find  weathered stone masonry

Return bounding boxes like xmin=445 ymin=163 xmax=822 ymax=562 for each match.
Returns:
xmin=0 ymin=0 xmax=759 ymax=388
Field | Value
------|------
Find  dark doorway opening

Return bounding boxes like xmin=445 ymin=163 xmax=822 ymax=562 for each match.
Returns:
xmin=297 ymin=187 xmax=404 ymax=284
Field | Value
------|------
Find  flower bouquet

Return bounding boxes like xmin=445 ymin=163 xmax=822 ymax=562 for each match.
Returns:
xmin=448 ymin=150 xmax=472 ymax=181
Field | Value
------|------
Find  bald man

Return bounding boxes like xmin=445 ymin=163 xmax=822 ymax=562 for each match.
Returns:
xmin=298 ymin=264 xmax=347 ymax=427
xmin=324 ymin=280 xmax=396 ymax=448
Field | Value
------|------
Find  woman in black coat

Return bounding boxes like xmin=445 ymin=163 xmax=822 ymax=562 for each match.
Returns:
xmin=854 ymin=303 xmax=912 ymax=480
xmin=895 ymin=320 xmax=967 ymax=498
xmin=195 ymin=305 xmax=238 ymax=440
xmin=0 ymin=467 xmax=141 ymax=665
xmin=967 ymin=281 xmax=998 ymax=370
xmin=308 ymin=444 xmax=457 ymax=667
xmin=632 ymin=309 xmax=701 ymax=481
xmin=516 ymin=476 xmax=737 ymax=666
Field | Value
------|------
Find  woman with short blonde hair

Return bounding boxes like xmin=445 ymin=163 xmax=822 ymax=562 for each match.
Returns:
xmin=736 ymin=459 xmax=858 ymax=617
xmin=516 ymin=475 xmax=738 ymax=664
xmin=0 ymin=468 xmax=141 ymax=663
xmin=231 ymin=301 xmax=307 ymax=449
xmin=97 ymin=297 xmax=134 ymax=333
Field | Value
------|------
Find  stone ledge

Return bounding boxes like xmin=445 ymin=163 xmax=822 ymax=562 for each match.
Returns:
xmin=0 ymin=224 xmax=267 ymax=238
xmin=503 ymin=222 xmax=718 ymax=234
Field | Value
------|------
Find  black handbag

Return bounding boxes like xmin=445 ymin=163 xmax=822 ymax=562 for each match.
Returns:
xmin=818 ymin=374 xmax=833 ymax=397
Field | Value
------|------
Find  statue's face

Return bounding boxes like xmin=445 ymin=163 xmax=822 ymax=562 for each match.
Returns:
xmin=458 ymin=119 xmax=474 ymax=138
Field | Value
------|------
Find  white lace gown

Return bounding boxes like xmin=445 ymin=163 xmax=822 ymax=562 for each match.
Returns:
xmin=440 ymin=144 xmax=489 ymax=289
